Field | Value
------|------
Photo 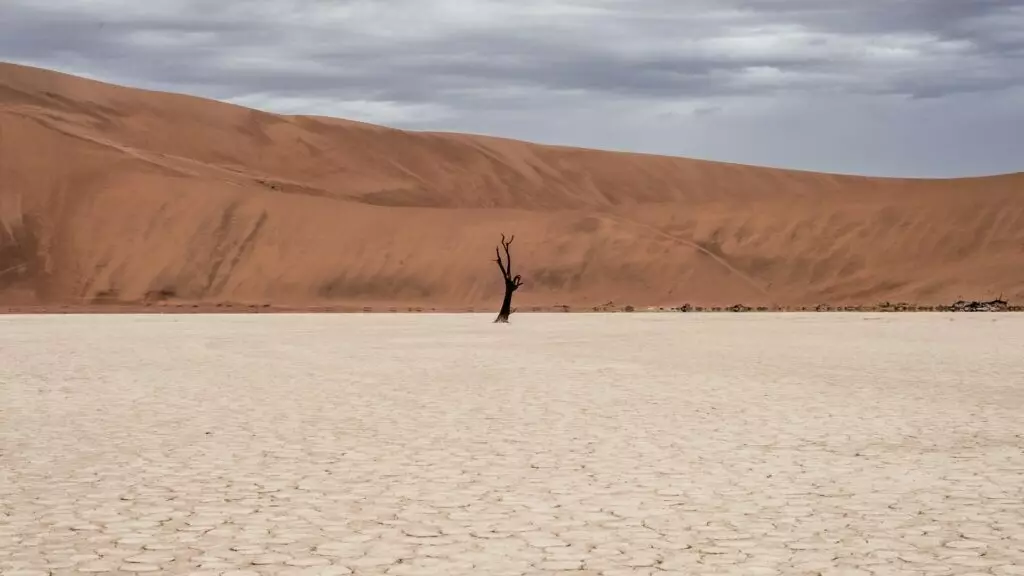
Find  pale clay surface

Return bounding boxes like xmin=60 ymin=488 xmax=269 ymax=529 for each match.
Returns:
xmin=2 ymin=313 xmax=1023 ymax=576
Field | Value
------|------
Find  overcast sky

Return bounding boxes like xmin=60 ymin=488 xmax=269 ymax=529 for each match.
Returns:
xmin=3 ymin=0 xmax=1023 ymax=177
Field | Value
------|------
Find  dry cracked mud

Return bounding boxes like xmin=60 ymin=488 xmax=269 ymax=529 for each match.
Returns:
xmin=2 ymin=313 xmax=1023 ymax=575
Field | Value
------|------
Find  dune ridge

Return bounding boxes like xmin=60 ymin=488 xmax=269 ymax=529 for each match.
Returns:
xmin=2 ymin=62 xmax=1023 ymax=311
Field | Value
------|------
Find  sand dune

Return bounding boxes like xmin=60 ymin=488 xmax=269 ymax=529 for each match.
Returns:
xmin=2 ymin=62 xmax=1023 ymax=311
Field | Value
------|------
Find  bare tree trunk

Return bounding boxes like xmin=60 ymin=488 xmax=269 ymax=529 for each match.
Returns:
xmin=495 ymin=283 xmax=515 ymax=323
xmin=493 ymin=234 xmax=523 ymax=323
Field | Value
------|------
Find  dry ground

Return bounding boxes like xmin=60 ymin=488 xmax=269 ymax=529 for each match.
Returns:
xmin=2 ymin=313 xmax=1023 ymax=575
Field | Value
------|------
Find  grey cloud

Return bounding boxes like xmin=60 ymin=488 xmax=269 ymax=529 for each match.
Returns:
xmin=1 ymin=0 xmax=1022 ymax=176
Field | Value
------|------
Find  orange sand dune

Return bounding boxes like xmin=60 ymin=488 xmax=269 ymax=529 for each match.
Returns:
xmin=2 ymin=62 xmax=1023 ymax=311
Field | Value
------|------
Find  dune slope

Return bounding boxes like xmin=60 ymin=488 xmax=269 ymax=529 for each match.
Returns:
xmin=2 ymin=62 xmax=1023 ymax=310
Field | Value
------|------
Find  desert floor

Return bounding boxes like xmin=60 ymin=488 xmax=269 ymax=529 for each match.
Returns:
xmin=2 ymin=313 xmax=1023 ymax=576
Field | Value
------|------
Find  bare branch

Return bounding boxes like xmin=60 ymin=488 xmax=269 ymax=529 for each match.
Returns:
xmin=501 ymin=234 xmax=514 ymax=276
xmin=495 ymin=245 xmax=508 ymax=277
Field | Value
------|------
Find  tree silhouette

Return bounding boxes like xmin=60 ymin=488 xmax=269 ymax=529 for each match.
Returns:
xmin=493 ymin=233 xmax=523 ymax=323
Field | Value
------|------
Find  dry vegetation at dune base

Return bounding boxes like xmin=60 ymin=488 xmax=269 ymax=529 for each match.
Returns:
xmin=3 ymin=299 xmax=1022 ymax=315
xmin=2 ymin=61 xmax=1023 ymax=313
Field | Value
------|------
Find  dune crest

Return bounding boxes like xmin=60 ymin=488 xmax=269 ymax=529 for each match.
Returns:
xmin=2 ymin=62 xmax=1023 ymax=310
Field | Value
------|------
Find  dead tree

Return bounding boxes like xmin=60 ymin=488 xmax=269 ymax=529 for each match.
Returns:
xmin=493 ymin=233 xmax=523 ymax=323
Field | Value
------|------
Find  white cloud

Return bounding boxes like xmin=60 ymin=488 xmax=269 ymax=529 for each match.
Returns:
xmin=227 ymin=94 xmax=455 ymax=125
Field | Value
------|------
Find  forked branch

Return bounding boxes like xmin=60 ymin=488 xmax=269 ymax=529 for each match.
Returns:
xmin=495 ymin=233 xmax=515 ymax=281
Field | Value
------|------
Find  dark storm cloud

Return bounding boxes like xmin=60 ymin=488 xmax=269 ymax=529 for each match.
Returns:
xmin=1 ymin=0 xmax=1022 ymax=176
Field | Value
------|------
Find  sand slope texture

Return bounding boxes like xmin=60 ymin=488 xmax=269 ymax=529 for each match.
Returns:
xmin=2 ymin=62 xmax=1023 ymax=311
